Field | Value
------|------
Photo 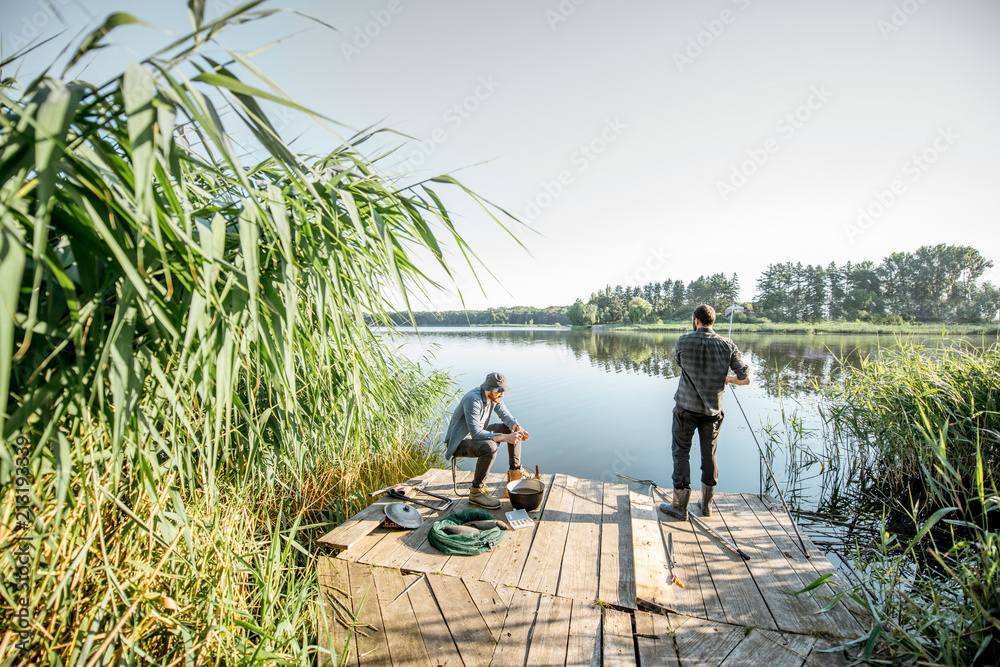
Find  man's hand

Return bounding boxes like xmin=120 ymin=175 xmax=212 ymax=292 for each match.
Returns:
xmin=512 ymin=424 xmax=530 ymax=441
xmin=496 ymin=433 xmax=522 ymax=444
xmin=726 ymin=375 xmax=750 ymax=386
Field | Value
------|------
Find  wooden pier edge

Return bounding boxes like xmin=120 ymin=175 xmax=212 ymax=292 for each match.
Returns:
xmin=316 ymin=469 xmax=871 ymax=666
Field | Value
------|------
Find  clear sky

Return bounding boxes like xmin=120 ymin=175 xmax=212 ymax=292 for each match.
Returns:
xmin=3 ymin=0 xmax=999 ymax=310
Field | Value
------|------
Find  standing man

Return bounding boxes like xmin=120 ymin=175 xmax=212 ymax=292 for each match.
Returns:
xmin=445 ymin=372 xmax=531 ymax=509
xmin=661 ymin=305 xmax=750 ymax=520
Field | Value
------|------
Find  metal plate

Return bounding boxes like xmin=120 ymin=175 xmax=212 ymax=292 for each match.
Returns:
xmin=384 ymin=502 xmax=423 ymax=529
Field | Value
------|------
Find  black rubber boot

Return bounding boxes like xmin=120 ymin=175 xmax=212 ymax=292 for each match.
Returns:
xmin=659 ymin=488 xmax=690 ymax=520
xmin=699 ymin=485 xmax=715 ymax=517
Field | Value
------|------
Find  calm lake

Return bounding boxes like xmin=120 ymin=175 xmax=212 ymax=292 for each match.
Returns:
xmin=389 ymin=327 xmax=998 ymax=513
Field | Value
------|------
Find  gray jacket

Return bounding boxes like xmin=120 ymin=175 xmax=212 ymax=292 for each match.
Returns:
xmin=444 ymin=387 xmax=518 ymax=459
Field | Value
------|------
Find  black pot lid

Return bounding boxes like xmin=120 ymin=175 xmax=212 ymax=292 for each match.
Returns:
xmin=384 ymin=502 xmax=423 ymax=529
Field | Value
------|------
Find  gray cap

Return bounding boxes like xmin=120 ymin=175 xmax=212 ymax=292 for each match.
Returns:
xmin=481 ymin=371 xmax=511 ymax=393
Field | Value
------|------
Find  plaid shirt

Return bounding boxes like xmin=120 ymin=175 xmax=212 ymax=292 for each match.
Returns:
xmin=673 ymin=328 xmax=749 ymax=416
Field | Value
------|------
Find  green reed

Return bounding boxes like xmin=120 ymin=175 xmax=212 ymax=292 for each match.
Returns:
xmin=794 ymin=341 xmax=1000 ymax=664
xmin=0 ymin=5 xmax=505 ymax=664
xmin=823 ymin=340 xmax=1000 ymax=485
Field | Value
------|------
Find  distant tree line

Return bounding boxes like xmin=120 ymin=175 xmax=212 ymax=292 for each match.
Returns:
xmin=383 ymin=305 xmax=568 ymax=327
xmin=387 ymin=244 xmax=997 ymax=328
xmin=754 ymin=244 xmax=998 ymax=323
xmin=568 ymin=273 xmax=741 ymax=325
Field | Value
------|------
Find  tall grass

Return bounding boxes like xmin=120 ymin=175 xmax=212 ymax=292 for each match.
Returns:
xmin=801 ymin=341 xmax=1000 ymax=664
xmin=0 ymin=4 xmax=510 ymax=664
xmin=809 ymin=437 xmax=1000 ymax=666
xmin=823 ymin=341 xmax=1000 ymax=484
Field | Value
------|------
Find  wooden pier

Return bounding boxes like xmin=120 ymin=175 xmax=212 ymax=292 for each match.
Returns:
xmin=316 ymin=468 xmax=870 ymax=666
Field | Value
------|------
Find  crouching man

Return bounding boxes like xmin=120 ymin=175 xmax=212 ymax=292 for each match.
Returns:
xmin=444 ymin=372 xmax=531 ymax=509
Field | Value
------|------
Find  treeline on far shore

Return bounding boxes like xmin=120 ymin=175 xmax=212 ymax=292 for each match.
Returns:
xmin=382 ymin=305 xmax=569 ymax=327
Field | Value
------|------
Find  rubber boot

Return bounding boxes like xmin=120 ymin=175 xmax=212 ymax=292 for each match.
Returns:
xmin=659 ymin=488 xmax=690 ymax=520
xmin=699 ymin=485 xmax=715 ymax=517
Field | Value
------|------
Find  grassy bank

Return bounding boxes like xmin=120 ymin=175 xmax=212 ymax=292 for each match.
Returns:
xmin=617 ymin=320 xmax=1000 ymax=335
xmin=2 ymin=356 xmax=453 ymax=665
xmin=813 ymin=342 xmax=1000 ymax=665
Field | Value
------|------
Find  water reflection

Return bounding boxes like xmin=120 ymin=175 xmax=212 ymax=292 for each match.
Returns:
xmin=402 ymin=327 xmax=996 ymax=399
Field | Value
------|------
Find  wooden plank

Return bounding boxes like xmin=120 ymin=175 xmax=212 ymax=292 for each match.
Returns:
xmin=406 ymin=573 xmax=464 ymax=667
xmin=464 ymin=578 xmax=511 ymax=643
xmin=759 ymin=494 xmax=825 ymax=560
xmin=658 ymin=510 xmax=725 ymax=622
xmin=524 ymin=594 xmax=573 ymax=667
xmin=481 ymin=474 xmax=555 ymax=588
xmin=671 ymin=616 xmax=745 ymax=666
xmin=755 ymin=496 xmax=872 ymax=627
xmin=686 ymin=502 xmax=777 ymax=630
xmin=437 ymin=471 xmax=509 ymax=580
xmin=390 ymin=472 xmax=479 ymax=573
xmin=598 ymin=482 xmax=636 ymax=609
xmin=340 ymin=469 xmax=452 ymax=565
xmin=367 ymin=470 xmax=473 ymax=571
xmin=629 ymin=490 xmax=674 ymax=612
xmin=441 ymin=473 xmax=551 ymax=583
xmin=337 ymin=527 xmax=389 ymax=564
xmin=808 ymin=638 xmax=854 ymax=666
xmin=316 ymin=556 xmax=354 ymax=667
xmin=711 ymin=493 xmax=827 ymax=635
xmin=371 ymin=567 xmax=432 ymax=667
xmin=635 ymin=610 xmax=679 ymax=667
xmin=557 ymin=476 xmax=603 ymax=602
xmin=427 ymin=573 xmax=497 ymax=667
xmin=489 ymin=588 xmax=541 ymax=667
xmin=719 ymin=628 xmax=816 ymax=667
xmin=565 ymin=599 xmax=602 ymax=667
xmin=739 ymin=493 xmax=865 ymax=638
xmin=346 ymin=562 xmax=391 ymax=667
xmin=494 ymin=583 xmax=516 ymax=607
xmin=399 ymin=472 xmax=508 ymax=575
xmin=318 ymin=469 xmax=439 ymax=550
xmin=352 ymin=469 xmax=453 ymax=565
xmin=601 ymin=607 xmax=635 ymax=667
xmin=518 ymin=474 xmax=576 ymax=595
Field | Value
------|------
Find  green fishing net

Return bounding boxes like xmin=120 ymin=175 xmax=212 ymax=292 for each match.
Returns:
xmin=428 ymin=508 xmax=506 ymax=556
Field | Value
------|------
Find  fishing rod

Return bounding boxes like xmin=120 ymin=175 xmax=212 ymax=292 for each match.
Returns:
xmin=726 ymin=305 xmax=811 ymax=559
xmin=616 ymin=472 xmax=751 ymax=561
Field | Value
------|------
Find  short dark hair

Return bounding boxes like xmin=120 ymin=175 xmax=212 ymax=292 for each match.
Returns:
xmin=693 ymin=304 xmax=716 ymax=326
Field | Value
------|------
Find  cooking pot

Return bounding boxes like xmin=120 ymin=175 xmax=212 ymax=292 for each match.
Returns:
xmin=506 ymin=478 xmax=544 ymax=512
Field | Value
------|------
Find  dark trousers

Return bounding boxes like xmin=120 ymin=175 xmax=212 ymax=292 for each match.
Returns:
xmin=453 ymin=424 xmax=520 ymax=487
xmin=671 ymin=407 xmax=724 ymax=490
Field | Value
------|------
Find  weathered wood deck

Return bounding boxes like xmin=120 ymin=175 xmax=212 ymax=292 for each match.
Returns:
xmin=316 ymin=468 xmax=870 ymax=666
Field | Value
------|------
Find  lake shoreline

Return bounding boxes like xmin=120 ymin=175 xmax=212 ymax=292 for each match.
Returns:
xmin=392 ymin=321 xmax=1000 ymax=336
